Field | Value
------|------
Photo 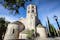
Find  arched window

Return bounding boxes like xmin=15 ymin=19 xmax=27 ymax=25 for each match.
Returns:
xmin=28 ymin=10 xmax=30 ymax=13
xmin=13 ymin=29 xmax=14 ymax=34
xmin=32 ymin=6 xmax=34 ymax=8
xmin=32 ymin=10 xmax=34 ymax=13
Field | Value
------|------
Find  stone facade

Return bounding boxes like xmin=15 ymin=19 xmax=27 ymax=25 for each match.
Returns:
xmin=19 ymin=4 xmax=47 ymax=39
xmin=19 ymin=33 xmax=28 ymax=39
xmin=19 ymin=4 xmax=37 ymax=30
xmin=4 ymin=4 xmax=47 ymax=40
xmin=4 ymin=23 xmax=19 ymax=40
xmin=36 ymin=24 xmax=47 ymax=38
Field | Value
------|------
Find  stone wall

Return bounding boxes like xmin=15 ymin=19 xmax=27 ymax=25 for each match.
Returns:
xmin=36 ymin=24 xmax=47 ymax=38
xmin=4 ymin=23 xmax=19 ymax=40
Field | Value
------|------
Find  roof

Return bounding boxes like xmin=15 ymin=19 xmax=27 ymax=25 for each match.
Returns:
xmin=37 ymin=24 xmax=46 ymax=28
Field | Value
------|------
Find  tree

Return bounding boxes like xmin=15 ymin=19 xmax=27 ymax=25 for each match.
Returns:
xmin=26 ymin=29 xmax=35 ymax=39
xmin=47 ymin=17 xmax=58 ymax=37
xmin=0 ymin=0 xmax=32 ymax=14
xmin=0 ymin=17 xmax=10 ymax=40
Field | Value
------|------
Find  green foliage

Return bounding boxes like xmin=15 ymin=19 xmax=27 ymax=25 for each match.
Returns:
xmin=27 ymin=29 xmax=34 ymax=39
xmin=1 ymin=0 xmax=32 ymax=14
xmin=0 ymin=17 xmax=9 ymax=40
xmin=47 ymin=17 xmax=58 ymax=37
xmin=49 ymin=24 xmax=58 ymax=36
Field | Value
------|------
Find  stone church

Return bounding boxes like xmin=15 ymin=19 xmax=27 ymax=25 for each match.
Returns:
xmin=4 ymin=4 xmax=47 ymax=40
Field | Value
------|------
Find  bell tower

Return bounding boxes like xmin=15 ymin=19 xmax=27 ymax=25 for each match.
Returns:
xmin=27 ymin=4 xmax=37 ymax=17
xmin=26 ymin=4 xmax=37 ymax=30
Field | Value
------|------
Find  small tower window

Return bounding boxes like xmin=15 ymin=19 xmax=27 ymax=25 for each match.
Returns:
xmin=28 ymin=11 xmax=30 ymax=13
xmin=32 ymin=6 xmax=34 ymax=8
xmin=32 ymin=10 xmax=34 ymax=13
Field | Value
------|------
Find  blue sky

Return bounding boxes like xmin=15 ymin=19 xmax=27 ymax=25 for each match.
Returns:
xmin=0 ymin=0 xmax=60 ymax=29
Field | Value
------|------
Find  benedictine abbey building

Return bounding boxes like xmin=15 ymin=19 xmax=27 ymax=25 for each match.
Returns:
xmin=4 ymin=4 xmax=47 ymax=40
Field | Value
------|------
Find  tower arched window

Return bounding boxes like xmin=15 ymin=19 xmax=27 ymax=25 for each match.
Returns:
xmin=32 ymin=6 xmax=34 ymax=8
xmin=28 ymin=10 xmax=30 ymax=13
xmin=32 ymin=10 xmax=34 ymax=13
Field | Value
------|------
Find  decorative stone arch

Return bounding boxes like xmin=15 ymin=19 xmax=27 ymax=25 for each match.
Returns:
xmin=13 ymin=21 xmax=25 ymax=32
xmin=4 ymin=21 xmax=25 ymax=40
